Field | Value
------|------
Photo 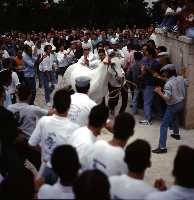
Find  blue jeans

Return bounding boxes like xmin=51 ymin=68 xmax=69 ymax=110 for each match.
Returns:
xmin=40 ymin=71 xmax=55 ymax=103
xmin=132 ymin=88 xmax=141 ymax=114
xmin=24 ymin=77 xmax=36 ymax=105
xmin=159 ymin=101 xmax=184 ymax=148
xmin=143 ymin=86 xmax=154 ymax=122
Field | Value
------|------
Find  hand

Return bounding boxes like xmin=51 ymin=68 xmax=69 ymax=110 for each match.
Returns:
xmin=154 ymin=179 xmax=167 ymax=191
xmin=42 ymin=53 xmax=47 ymax=59
xmin=154 ymin=86 xmax=162 ymax=94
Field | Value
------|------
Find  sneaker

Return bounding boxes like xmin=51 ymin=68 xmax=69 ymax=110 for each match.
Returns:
xmin=170 ymin=134 xmax=181 ymax=140
xmin=139 ymin=120 xmax=152 ymax=125
xmin=152 ymin=148 xmax=167 ymax=154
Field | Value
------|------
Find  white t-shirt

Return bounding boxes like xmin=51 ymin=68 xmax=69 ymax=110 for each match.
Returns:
xmin=146 ymin=185 xmax=194 ymax=200
xmin=88 ymin=140 xmax=128 ymax=176
xmin=29 ymin=115 xmax=79 ymax=166
xmin=38 ymin=182 xmax=74 ymax=199
xmin=8 ymin=72 xmax=20 ymax=94
xmin=110 ymin=174 xmax=156 ymax=199
xmin=57 ymin=50 xmax=69 ymax=68
xmin=39 ymin=53 xmax=56 ymax=72
xmin=8 ymin=103 xmax=48 ymax=138
xmin=3 ymin=50 xmax=10 ymax=59
xmin=68 ymin=126 xmax=96 ymax=169
xmin=24 ymin=40 xmax=35 ymax=48
xmin=68 ymin=93 xmax=96 ymax=127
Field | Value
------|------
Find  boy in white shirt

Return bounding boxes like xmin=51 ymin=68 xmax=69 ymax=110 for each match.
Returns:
xmin=68 ymin=105 xmax=109 ymax=170
xmin=88 ymin=112 xmax=135 ymax=176
xmin=68 ymin=76 xmax=96 ymax=127
xmin=38 ymin=145 xmax=81 ymax=199
xmin=29 ymin=88 xmax=79 ymax=184
xmin=147 ymin=145 xmax=194 ymax=200
xmin=109 ymin=139 xmax=156 ymax=199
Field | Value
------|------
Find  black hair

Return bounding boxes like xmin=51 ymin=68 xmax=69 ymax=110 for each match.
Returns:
xmin=73 ymin=169 xmax=110 ymax=200
xmin=147 ymin=47 xmax=157 ymax=58
xmin=98 ymin=48 xmax=106 ymax=55
xmin=162 ymin=69 xmax=177 ymax=78
xmin=75 ymin=84 xmax=90 ymax=94
xmin=51 ymin=145 xmax=81 ymax=185
xmin=53 ymin=88 xmax=71 ymax=114
xmin=88 ymin=105 xmax=109 ymax=128
xmin=23 ymin=45 xmax=31 ymax=53
xmin=0 ymin=168 xmax=35 ymax=200
xmin=147 ymin=39 xmax=156 ymax=49
xmin=2 ymin=58 xmax=15 ymax=70
xmin=0 ymin=84 xmax=5 ymax=99
xmin=0 ymin=69 xmax=12 ymax=86
xmin=17 ymin=85 xmax=32 ymax=101
xmin=157 ymin=46 xmax=167 ymax=53
xmin=173 ymin=145 xmax=194 ymax=188
xmin=44 ymin=44 xmax=52 ymax=52
xmin=134 ymin=51 xmax=143 ymax=61
xmin=113 ymin=112 xmax=135 ymax=141
xmin=124 ymin=139 xmax=151 ymax=173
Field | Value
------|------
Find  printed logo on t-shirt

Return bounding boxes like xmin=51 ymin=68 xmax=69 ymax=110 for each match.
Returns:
xmin=45 ymin=132 xmax=57 ymax=151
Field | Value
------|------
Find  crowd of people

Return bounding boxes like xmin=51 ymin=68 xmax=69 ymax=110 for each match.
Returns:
xmin=0 ymin=26 xmax=193 ymax=199
xmin=159 ymin=0 xmax=194 ymax=35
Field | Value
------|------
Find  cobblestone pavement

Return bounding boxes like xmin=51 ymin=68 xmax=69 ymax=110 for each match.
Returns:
xmin=35 ymin=87 xmax=194 ymax=188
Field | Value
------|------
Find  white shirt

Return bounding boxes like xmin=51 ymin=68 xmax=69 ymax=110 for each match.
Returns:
xmin=82 ymin=40 xmax=93 ymax=52
xmin=38 ymin=181 xmax=74 ymax=199
xmin=8 ymin=72 xmax=20 ymax=94
xmin=78 ymin=52 xmax=97 ymax=68
xmin=165 ymin=7 xmax=175 ymax=15
xmin=57 ymin=50 xmax=69 ymax=68
xmin=24 ymin=40 xmax=34 ymax=48
xmin=3 ymin=50 xmax=10 ymax=59
xmin=8 ymin=103 xmax=48 ymax=138
xmin=88 ymin=140 xmax=128 ymax=176
xmin=39 ymin=53 xmax=55 ymax=72
xmin=29 ymin=115 xmax=79 ymax=166
xmin=110 ymin=174 xmax=156 ymax=199
xmin=68 ymin=93 xmax=96 ymax=127
xmin=68 ymin=126 xmax=96 ymax=169
xmin=32 ymin=46 xmax=43 ymax=60
xmin=146 ymin=185 xmax=194 ymax=200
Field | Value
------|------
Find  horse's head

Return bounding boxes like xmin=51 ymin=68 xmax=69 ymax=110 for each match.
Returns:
xmin=104 ymin=57 xmax=125 ymax=85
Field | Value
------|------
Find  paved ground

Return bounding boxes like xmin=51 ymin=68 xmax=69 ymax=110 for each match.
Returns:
xmin=35 ymin=88 xmax=194 ymax=188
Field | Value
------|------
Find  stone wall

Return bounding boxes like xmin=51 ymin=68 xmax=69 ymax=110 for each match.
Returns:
xmin=155 ymin=30 xmax=194 ymax=129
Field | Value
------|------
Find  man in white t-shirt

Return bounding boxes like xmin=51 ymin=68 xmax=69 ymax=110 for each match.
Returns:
xmin=8 ymin=85 xmax=49 ymax=139
xmin=56 ymin=44 xmax=69 ymax=77
xmin=38 ymin=145 xmax=81 ymax=199
xmin=109 ymin=139 xmax=157 ymax=199
xmin=68 ymin=105 xmax=109 ymax=170
xmin=146 ymin=145 xmax=194 ymax=200
xmin=68 ymin=76 xmax=96 ymax=127
xmin=88 ymin=112 xmax=135 ymax=176
xmin=29 ymin=88 xmax=79 ymax=184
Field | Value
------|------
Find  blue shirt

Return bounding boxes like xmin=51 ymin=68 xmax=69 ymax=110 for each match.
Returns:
xmin=23 ymin=52 xmax=35 ymax=78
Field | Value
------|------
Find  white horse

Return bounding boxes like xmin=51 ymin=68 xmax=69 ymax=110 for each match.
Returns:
xmin=61 ymin=57 xmax=125 ymax=104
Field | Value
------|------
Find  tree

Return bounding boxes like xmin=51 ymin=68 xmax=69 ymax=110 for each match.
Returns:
xmin=0 ymin=0 xmax=151 ymax=31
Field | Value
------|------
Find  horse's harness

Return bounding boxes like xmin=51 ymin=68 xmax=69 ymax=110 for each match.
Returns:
xmin=107 ymin=63 xmax=137 ymax=99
